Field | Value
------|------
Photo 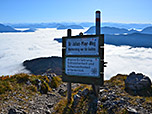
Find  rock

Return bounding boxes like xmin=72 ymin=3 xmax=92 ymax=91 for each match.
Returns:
xmin=77 ymin=90 xmax=82 ymax=96
xmin=45 ymin=109 xmax=51 ymax=114
xmin=8 ymin=108 xmax=16 ymax=114
xmin=125 ymin=72 xmax=151 ymax=96
xmin=47 ymin=93 xmax=56 ymax=97
xmin=29 ymin=100 xmax=34 ymax=104
xmin=58 ymin=89 xmax=65 ymax=96
xmin=81 ymin=88 xmax=89 ymax=96
xmin=8 ymin=108 xmax=26 ymax=114
xmin=47 ymin=76 xmax=52 ymax=83
xmin=100 ymin=95 xmax=108 ymax=102
xmin=47 ymin=103 xmax=54 ymax=108
xmin=26 ymin=80 xmax=31 ymax=85
xmin=118 ymin=99 xmax=126 ymax=104
xmin=103 ymin=100 xmax=113 ymax=109
xmin=127 ymin=107 xmax=139 ymax=114
xmin=97 ymin=100 xmax=101 ymax=106
xmin=107 ymin=105 xmax=116 ymax=114
xmin=73 ymin=94 xmax=81 ymax=107
xmin=35 ymin=79 xmax=41 ymax=83
xmin=99 ymin=89 xmax=105 ymax=94
xmin=35 ymin=79 xmax=41 ymax=91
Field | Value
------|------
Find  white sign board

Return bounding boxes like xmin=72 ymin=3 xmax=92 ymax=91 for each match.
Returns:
xmin=65 ymin=57 xmax=100 ymax=77
xmin=66 ymin=37 xmax=99 ymax=55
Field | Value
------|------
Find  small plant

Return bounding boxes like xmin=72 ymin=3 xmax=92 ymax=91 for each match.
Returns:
xmin=0 ymin=81 xmax=12 ymax=94
xmin=41 ymin=75 xmax=50 ymax=83
xmin=0 ymin=75 xmax=10 ymax=81
xmin=40 ymin=80 xmax=51 ymax=94
xmin=26 ymin=85 xmax=37 ymax=92
xmin=16 ymin=73 xmax=30 ymax=83
xmin=50 ymin=76 xmax=61 ymax=88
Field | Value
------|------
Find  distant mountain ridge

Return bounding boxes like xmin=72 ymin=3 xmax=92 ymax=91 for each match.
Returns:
xmin=57 ymin=25 xmax=83 ymax=30
xmin=54 ymin=26 xmax=152 ymax=48
xmin=23 ymin=56 xmax=62 ymax=75
xmin=54 ymin=32 xmax=152 ymax=48
xmin=0 ymin=24 xmax=20 ymax=32
xmin=84 ymin=26 xmax=152 ymax=48
xmin=102 ymin=22 xmax=151 ymax=29
xmin=6 ymin=22 xmax=151 ymax=29
xmin=105 ymin=33 xmax=152 ymax=48
xmin=0 ymin=23 xmax=36 ymax=33
xmin=85 ymin=26 xmax=152 ymax=35
xmin=85 ymin=26 xmax=129 ymax=34
xmin=7 ymin=23 xmax=85 ymax=29
xmin=141 ymin=26 xmax=152 ymax=34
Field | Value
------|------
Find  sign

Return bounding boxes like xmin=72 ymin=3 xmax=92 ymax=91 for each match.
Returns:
xmin=66 ymin=37 xmax=99 ymax=55
xmin=65 ymin=57 xmax=100 ymax=77
xmin=62 ymin=34 xmax=104 ymax=85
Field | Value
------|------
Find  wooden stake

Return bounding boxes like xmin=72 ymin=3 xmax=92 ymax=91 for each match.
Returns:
xmin=67 ymin=29 xmax=72 ymax=103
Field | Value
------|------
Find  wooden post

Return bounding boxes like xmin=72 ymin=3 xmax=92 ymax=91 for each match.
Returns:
xmin=96 ymin=10 xmax=101 ymax=35
xmin=67 ymin=29 xmax=72 ymax=103
xmin=92 ymin=10 xmax=101 ymax=97
xmin=67 ymin=82 xmax=71 ymax=102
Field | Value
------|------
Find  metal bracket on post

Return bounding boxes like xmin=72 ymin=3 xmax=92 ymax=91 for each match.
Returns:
xmin=79 ymin=32 xmax=83 ymax=36
xmin=67 ymin=29 xmax=72 ymax=103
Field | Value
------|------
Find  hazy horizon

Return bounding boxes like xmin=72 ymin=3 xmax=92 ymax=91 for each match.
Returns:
xmin=2 ymin=22 xmax=152 ymax=25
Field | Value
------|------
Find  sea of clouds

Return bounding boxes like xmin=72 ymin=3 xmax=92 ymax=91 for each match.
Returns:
xmin=0 ymin=28 xmax=152 ymax=80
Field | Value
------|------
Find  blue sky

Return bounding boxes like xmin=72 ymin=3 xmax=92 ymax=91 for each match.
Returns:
xmin=0 ymin=0 xmax=152 ymax=23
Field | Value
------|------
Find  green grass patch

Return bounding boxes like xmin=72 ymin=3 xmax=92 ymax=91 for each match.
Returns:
xmin=107 ymin=74 xmax=127 ymax=86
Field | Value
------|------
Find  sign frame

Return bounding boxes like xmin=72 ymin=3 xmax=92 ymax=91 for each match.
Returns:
xmin=62 ymin=34 xmax=104 ymax=85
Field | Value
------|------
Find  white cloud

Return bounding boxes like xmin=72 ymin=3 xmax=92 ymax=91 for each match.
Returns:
xmin=0 ymin=28 xmax=152 ymax=81
xmin=104 ymin=45 xmax=152 ymax=80
xmin=0 ymin=28 xmax=86 ymax=76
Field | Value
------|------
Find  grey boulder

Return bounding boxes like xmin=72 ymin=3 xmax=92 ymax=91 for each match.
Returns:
xmin=125 ymin=72 xmax=152 ymax=96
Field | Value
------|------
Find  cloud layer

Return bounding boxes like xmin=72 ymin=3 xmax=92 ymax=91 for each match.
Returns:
xmin=0 ymin=28 xmax=152 ymax=81
xmin=105 ymin=45 xmax=152 ymax=80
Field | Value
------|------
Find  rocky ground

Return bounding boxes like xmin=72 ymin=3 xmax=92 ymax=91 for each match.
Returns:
xmin=0 ymin=74 xmax=152 ymax=114
xmin=97 ymin=81 xmax=152 ymax=114
xmin=53 ymin=74 xmax=152 ymax=114
xmin=0 ymin=74 xmax=80 ymax=114
xmin=1 ymin=92 xmax=61 ymax=114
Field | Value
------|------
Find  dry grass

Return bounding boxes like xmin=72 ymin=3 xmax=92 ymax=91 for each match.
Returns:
xmin=53 ymin=84 xmax=91 ymax=114
xmin=105 ymin=74 xmax=127 ymax=87
xmin=0 ymin=73 xmax=62 ymax=111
